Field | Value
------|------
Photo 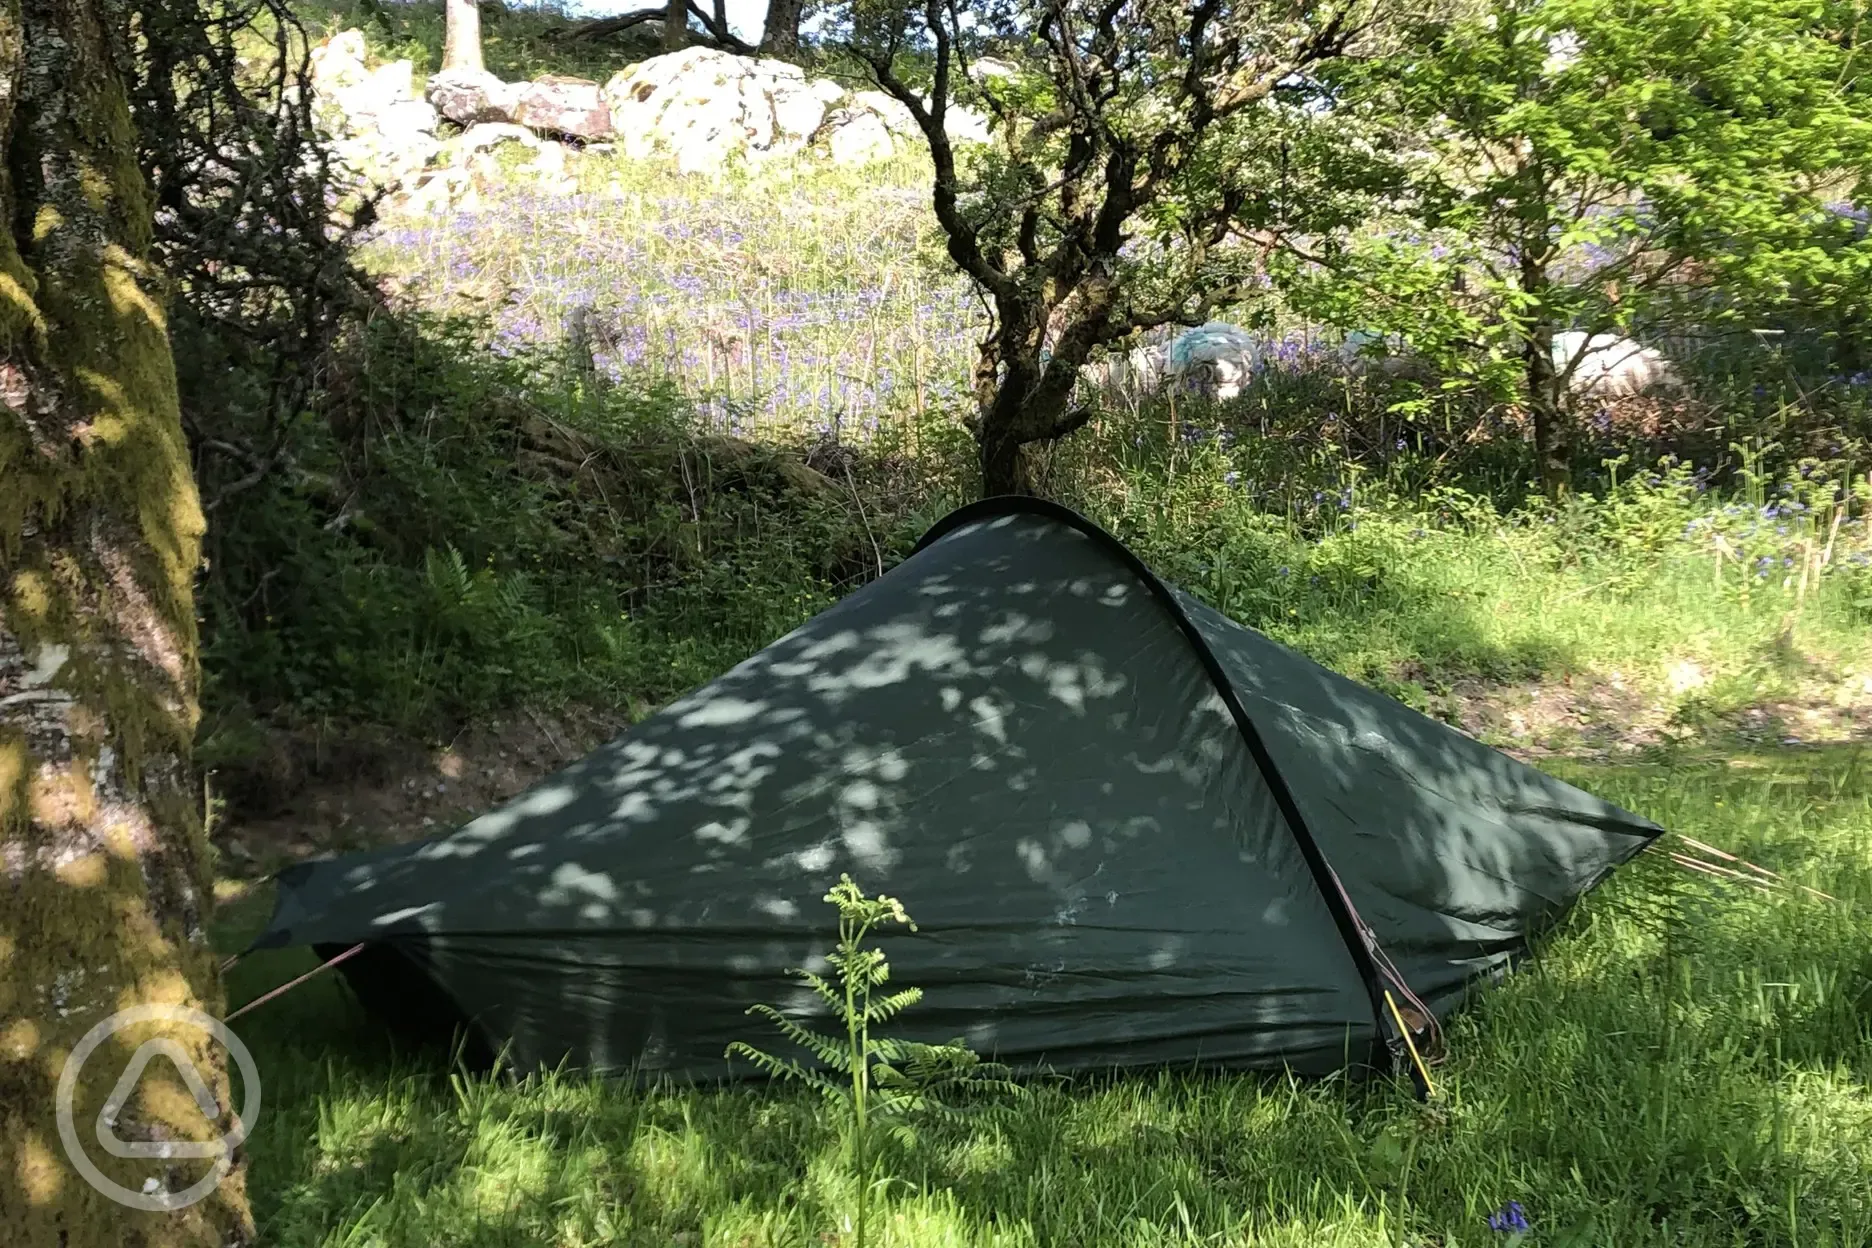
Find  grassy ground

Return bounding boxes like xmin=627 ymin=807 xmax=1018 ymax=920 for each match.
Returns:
xmin=193 ymin=18 xmax=1872 ymax=1244
xmin=214 ymin=744 xmax=1871 ymax=1247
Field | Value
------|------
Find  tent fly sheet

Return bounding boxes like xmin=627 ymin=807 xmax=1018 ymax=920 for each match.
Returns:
xmin=253 ymin=498 xmax=1662 ymax=1085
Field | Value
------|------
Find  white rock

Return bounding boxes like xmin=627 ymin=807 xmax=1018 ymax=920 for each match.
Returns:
xmin=444 ymin=122 xmax=542 ymax=162
xmin=944 ymin=105 xmax=991 ymax=146
xmin=826 ymin=111 xmax=899 ymax=166
xmin=604 ymin=48 xmax=841 ymax=175
xmin=377 ymin=98 xmax=440 ymax=141
xmin=532 ymin=141 xmax=568 ymax=178
xmin=849 ymin=90 xmax=918 ymax=135
xmin=310 ymin=30 xmax=369 ymax=92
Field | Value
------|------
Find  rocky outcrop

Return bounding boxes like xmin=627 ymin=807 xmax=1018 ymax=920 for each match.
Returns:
xmin=306 ymin=29 xmax=1001 ymax=212
xmin=425 ymin=68 xmax=522 ymax=126
xmin=310 ymin=31 xmax=441 ymax=190
xmin=603 ymin=48 xmax=844 ymax=175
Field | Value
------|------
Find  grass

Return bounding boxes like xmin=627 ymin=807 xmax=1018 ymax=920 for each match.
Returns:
xmin=187 ymin=16 xmax=1872 ymax=1244
xmin=213 ymin=745 xmax=1872 ymax=1246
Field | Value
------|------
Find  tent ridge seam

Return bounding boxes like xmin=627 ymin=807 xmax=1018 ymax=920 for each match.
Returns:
xmin=912 ymin=496 xmax=1404 ymax=1078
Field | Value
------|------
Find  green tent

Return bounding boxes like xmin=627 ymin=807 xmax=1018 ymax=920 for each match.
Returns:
xmin=253 ymin=498 xmax=1661 ymax=1086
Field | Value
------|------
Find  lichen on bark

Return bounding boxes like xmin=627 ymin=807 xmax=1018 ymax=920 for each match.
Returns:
xmin=0 ymin=0 xmax=252 ymax=1243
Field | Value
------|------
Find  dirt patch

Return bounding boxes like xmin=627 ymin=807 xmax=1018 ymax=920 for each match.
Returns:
xmin=212 ymin=701 xmax=639 ymax=881
xmin=1421 ymin=662 xmax=1872 ymax=762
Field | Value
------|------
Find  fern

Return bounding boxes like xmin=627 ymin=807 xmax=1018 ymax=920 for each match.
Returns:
xmin=726 ymin=874 xmax=1019 ymax=1248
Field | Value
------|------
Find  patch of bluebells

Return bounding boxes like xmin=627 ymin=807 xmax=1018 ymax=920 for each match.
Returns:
xmin=364 ymin=177 xmax=985 ymax=439
xmin=1678 ymin=475 xmax=1871 ymax=583
xmin=1487 ymin=1201 xmax=1531 ymax=1234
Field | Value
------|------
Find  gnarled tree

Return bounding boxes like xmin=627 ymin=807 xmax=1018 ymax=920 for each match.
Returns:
xmin=846 ymin=0 xmax=1379 ymax=496
xmin=1 ymin=0 xmax=250 ymax=1245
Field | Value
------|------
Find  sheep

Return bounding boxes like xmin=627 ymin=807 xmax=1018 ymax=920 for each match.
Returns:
xmin=1083 ymin=321 xmax=1264 ymax=402
xmin=1550 ymin=331 xmax=1683 ymax=399
xmin=1081 ymin=342 xmax=1171 ymax=396
xmin=1163 ymin=321 xmax=1266 ymax=401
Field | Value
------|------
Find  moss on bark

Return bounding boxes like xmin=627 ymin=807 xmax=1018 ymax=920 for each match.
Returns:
xmin=0 ymin=0 xmax=252 ymax=1243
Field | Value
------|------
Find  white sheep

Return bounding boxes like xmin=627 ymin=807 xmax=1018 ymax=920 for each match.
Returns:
xmin=1337 ymin=329 xmax=1429 ymax=379
xmin=1551 ymin=331 xmax=1683 ymax=399
xmin=1164 ymin=321 xmax=1266 ymax=400
xmin=1083 ymin=321 xmax=1264 ymax=401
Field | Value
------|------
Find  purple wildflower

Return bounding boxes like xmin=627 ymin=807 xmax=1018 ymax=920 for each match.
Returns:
xmin=1487 ymin=1201 xmax=1530 ymax=1234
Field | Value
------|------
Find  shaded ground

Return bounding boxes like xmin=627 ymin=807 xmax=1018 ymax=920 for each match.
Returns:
xmin=214 ymin=702 xmax=638 ymax=887
xmin=1409 ymin=661 xmax=1872 ymax=761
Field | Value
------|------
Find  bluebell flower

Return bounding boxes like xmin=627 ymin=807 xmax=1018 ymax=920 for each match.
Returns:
xmin=1487 ymin=1200 xmax=1530 ymax=1234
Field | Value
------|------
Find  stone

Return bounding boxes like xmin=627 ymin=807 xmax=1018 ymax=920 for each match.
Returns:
xmin=825 ymin=110 xmax=899 ymax=166
xmin=513 ymin=75 xmax=613 ymax=141
xmin=309 ymin=30 xmax=369 ymax=92
xmin=440 ymin=122 xmax=542 ymax=164
xmin=426 ymin=68 xmax=522 ymax=126
xmin=604 ymin=48 xmax=839 ymax=176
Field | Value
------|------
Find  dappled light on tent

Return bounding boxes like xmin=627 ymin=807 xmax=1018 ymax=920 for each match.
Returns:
xmin=253 ymin=499 xmax=1660 ymax=1086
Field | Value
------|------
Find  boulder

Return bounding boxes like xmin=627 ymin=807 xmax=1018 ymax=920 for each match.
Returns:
xmin=848 ymin=89 xmax=919 ymax=136
xmin=426 ymin=68 xmax=522 ymax=126
xmin=309 ymin=30 xmax=369 ymax=93
xmin=945 ymin=105 xmax=992 ymax=146
xmin=604 ymin=48 xmax=840 ymax=175
xmin=513 ymin=75 xmax=613 ymax=141
xmin=825 ymin=110 xmax=899 ymax=166
xmin=440 ymin=121 xmax=542 ymax=164
xmin=328 ymin=58 xmax=418 ymax=124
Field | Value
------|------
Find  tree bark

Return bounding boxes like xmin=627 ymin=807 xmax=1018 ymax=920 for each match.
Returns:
xmin=1524 ymin=322 xmax=1571 ymax=500
xmin=1517 ymin=241 xmax=1569 ymax=500
xmin=758 ymin=0 xmax=804 ymax=56
xmin=442 ymin=0 xmax=484 ymax=73
xmin=0 ymin=2 xmax=248 ymax=1244
xmin=662 ymin=0 xmax=687 ymax=51
xmin=974 ymin=325 xmax=1094 ymax=498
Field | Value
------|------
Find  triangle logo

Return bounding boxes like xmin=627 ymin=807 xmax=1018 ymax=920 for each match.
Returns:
xmin=94 ymin=1038 xmax=229 ymax=1161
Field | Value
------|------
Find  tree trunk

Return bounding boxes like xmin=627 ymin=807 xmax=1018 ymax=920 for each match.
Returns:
xmin=979 ymin=419 xmax=1043 ymax=496
xmin=442 ymin=0 xmax=484 ymax=73
xmin=974 ymin=334 xmax=1085 ymax=498
xmin=1517 ymin=241 xmax=1568 ymax=500
xmin=663 ymin=0 xmax=688 ymax=51
xmin=759 ymin=0 xmax=804 ymax=56
xmin=1523 ymin=321 xmax=1570 ymax=500
xmin=0 ymin=3 xmax=248 ymax=1245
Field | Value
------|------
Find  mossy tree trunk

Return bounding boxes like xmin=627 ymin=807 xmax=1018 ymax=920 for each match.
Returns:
xmin=663 ymin=0 xmax=687 ymax=51
xmin=0 ymin=1 xmax=251 ymax=1244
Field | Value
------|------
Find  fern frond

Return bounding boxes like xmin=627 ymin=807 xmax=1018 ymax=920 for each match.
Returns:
xmin=723 ymin=1043 xmax=843 ymax=1099
xmin=796 ymin=969 xmax=843 ymax=1011
xmin=864 ymin=987 xmax=922 ymax=1024
xmin=742 ymin=1004 xmax=853 ymax=1071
